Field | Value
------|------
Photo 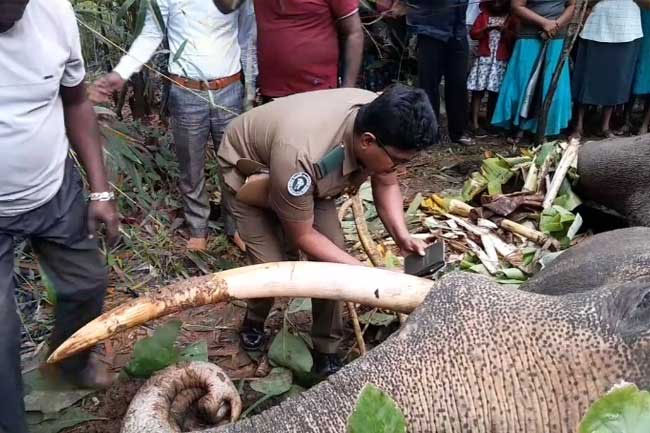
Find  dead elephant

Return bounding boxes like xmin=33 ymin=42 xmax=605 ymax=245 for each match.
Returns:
xmin=578 ymin=135 xmax=650 ymax=227
xmin=115 ymin=246 xmax=650 ymax=431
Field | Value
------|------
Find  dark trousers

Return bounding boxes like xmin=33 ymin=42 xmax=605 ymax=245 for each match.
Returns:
xmin=168 ymin=81 xmax=244 ymax=238
xmin=0 ymin=160 xmax=107 ymax=433
xmin=417 ymin=34 xmax=469 ymax=141
xmin=222 ymin=187 xmax=344 ymax=354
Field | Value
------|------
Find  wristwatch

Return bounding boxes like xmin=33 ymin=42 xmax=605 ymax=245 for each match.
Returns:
xmin=88 ymin=191 xmax=115 ymax=202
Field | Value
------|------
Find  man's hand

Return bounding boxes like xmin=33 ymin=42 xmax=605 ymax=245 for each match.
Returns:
xmin=397 ymin=235 xmax=428 ymax=257
xmin=88 ymin=72 xmax=126 ymax=104
xmin=87 ymin=201 xmax=120 ymax=246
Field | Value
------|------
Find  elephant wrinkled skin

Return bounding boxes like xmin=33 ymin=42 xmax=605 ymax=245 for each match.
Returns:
xmin=123 ymin=228 xmax=650 ymax=433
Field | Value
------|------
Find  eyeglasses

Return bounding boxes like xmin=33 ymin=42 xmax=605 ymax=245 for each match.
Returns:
xmin=375 ymin=137 xmax=413 ymax=170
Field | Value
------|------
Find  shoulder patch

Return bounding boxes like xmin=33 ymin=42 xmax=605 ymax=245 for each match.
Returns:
xmin=287 ymin=172 xmax=312 ymax=197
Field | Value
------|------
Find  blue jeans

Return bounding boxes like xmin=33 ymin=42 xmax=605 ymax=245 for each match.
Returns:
xmin=168 ymin=81 xmax=243 ymax=237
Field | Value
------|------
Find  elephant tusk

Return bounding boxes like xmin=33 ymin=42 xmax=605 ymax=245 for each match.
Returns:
xmin=47 ymin=262 xmax=433 ymax=364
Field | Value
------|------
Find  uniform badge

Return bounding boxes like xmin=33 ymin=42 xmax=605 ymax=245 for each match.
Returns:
xmin=287 ymin=172 xmax=312 ymax=197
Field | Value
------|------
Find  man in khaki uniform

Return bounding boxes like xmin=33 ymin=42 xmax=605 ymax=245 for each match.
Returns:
xmin=218 ymin=84 xmax=438 ymax=376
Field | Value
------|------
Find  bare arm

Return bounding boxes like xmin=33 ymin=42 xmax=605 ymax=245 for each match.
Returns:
xmin=213 ymin=0 xmax=246 ymax=14
xmin=512 ymin=0 xmax=550 ymax=28
xmin=61 ymin=83 xmax=120 ymax=245
xmin=556 ymin=0 xmax=576 ymax=29
xmin=337 ymin=12 xmax=364 ymax=88
xmin=282 ymin=219 xmax=363 ymax=265
xmin=372 ymin=172 xmax=426 ymax=256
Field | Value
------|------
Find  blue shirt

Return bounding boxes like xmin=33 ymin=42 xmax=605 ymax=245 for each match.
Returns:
xmin=407 ymin=0 xmax=468 ymax=41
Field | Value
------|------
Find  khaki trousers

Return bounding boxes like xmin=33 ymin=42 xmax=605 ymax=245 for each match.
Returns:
xmin=223 ymin=187 xmax=344 ymax=354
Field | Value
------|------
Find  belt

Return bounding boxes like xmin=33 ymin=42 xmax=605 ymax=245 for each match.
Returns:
xmin=169 ymin=71 xmax=242 ymax=91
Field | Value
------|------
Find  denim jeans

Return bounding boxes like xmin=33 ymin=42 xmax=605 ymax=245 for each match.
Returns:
xmin=168 ymin=81 xmax=244 ymax=238
xmin=0 ymin=160 xmax=107 ymax=433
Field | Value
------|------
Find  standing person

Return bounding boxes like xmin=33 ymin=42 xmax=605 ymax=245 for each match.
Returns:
xmin=632 ymin=4 xmax=650 ymax=134
xmin=0 ymin=0 xmax=119 ymax=432
xmin=407 ymin=0 xmax=474 ymax=146
xmin=213 ymin=0 xmax=363 ymax=100
xmin=491 ymin=0 xmax=575 ymax=143
xmin=254 ymin=0 xmax=364 ymax=100
xmin=467 ymin=0 xmax=517 ymax=136
xmin=92 ymin=0 xmax=257 ymax=252
xmin=217 ymin=85 xmax=437 ymax=376
xmin=571 ymin=0 xmax=642 ymax=139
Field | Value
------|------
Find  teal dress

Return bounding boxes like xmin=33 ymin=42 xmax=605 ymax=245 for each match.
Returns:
xmin=491 ymin=37 xmax=572 ymax=136
xmin=633 ymin=10 xmax=650 ymax=96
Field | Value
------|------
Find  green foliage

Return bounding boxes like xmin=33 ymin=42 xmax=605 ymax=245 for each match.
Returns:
xmin=39 ymin=265 xmax=57 ymax=306
xmin=125 ymin=320 xmax=182 ymax=378
xmin=347 ymin=384 xmax=407 ymax=433
xmin=124 ymin=320 xmax=208 ymax=378
xmin=287 ymin=298 xmax=312 ymax=314
xmin=250 ymin=368 xmax=293 ymax=397
xmin=579 ymin=384 xmax=650 ymax=433
xmin=359 ymin=311 xmax=397 ymax=327
xmin=268 ymin=326 xmax=313 ymax=375
xmin=540 ymin=205 xmax=582 ymax=247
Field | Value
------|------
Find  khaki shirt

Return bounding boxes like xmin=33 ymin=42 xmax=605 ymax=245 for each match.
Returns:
xmin=218 ymin=88 xmax=377 ymax=222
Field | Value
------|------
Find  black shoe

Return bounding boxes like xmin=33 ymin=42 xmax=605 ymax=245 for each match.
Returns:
xmin=240 ymin=318 xmax=266 ymax=352
xmin=312 ymin=352 xmax=343 ymax=378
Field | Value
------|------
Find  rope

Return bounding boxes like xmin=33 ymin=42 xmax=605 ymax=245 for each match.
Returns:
xmin=76 ymin=17 xmax=241 ymax=117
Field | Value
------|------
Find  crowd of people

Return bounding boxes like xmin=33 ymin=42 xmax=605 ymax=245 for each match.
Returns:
xmin=408 ymin=0 xmax=650 ymax=144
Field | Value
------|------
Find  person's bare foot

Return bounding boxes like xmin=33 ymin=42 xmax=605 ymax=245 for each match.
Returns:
xmin=569 ymin=129 xmax=582 ymax=141
xmin=187 ymin=237 xmax=208 ymax=252
xmin=617 ymin=123 xmax=632 ymax=136
xmin=599 ymin=129 xmax=616 ymax=139
xmin=40 ymin=354 xmax=117 ymax=390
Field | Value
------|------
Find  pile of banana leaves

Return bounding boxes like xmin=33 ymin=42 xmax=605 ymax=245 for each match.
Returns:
xmin=414 ymin=140 xmax=583 ymax=285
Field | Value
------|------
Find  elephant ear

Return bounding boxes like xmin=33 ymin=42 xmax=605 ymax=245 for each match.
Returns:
xmin=602 ymin=278 xmax=650 ymax=340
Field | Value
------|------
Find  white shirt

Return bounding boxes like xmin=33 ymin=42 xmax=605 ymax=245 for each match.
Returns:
xmin=581 ymin=0 xmax=643 ymax=44
xmin=0 ymin=0 xmax=86 ymax=216
xmin=114 ymin=0 xmax=256 ymax=81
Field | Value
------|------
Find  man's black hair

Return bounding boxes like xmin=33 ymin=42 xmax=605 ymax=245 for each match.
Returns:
xmin=355 ymin=83 xmax=439 ymax=151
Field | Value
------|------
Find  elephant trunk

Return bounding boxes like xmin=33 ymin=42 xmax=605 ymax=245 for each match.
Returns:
xmin=48 ymin=262 xmax=433 ymax=364
xmin=121 ymin=362 xmax=242 ymax=433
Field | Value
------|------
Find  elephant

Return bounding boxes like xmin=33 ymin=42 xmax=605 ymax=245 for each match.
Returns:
xmin=85 ymin=228 xmax=650 ymax=433
xmin=521 ymin=227 xmax=650 ymax=296
xmin=577 ymin=135 xmax=650 ymax=227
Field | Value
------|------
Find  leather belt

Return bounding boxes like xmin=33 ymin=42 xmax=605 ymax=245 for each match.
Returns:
xmin=169 ymin=71 xmax=242 ymax=91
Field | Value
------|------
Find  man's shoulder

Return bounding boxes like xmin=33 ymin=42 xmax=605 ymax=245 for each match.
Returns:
xmin=286 ymin=88 xmax=378 ymax=105
xmin=27 ymin=0 xmax=76 ymax=26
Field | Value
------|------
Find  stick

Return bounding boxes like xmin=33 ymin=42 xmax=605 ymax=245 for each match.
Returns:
xmin=346 ymin=301 xmax=366 ymax=355
xmin=523 ymin=163 xmax=539 ymax=192
xmin=338 ymin=198 xmax=353 ymax=222
xmin=535 ymin=0 xmax=589 ymax=144
xmin=535 ymin=150 xmax=556 ymax=194
xmin=351 ymin=194 xmax=384 ymax=266
xmin=500 ymin=219 xmax=560 ymax=250
xmin=543 ymin=138 xmax=580 ymax=209
xmin=352 ymin=194 xmax=410 ymax=325
xmin=432 ymin=194 xmax=479 ymax=218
